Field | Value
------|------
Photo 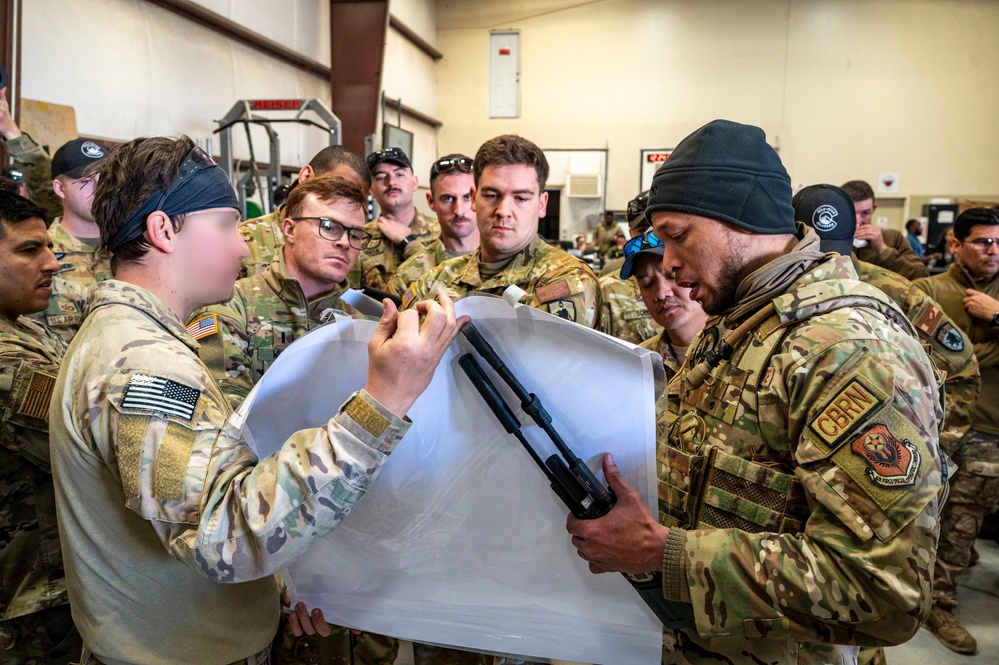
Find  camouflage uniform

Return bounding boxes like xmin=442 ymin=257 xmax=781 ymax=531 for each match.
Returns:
xmin=191 ymin=251 xmax=359 ymax=410
xmin=853 ymin=228 xmax=929 ymax=281
xmin=358 ymin=210 xmax=439 ymax=292
xmin=49 ymin=280 xmax=411 ymax=665
xmin=0 ymin=315 xmax=82 ymax=664
xmin=914 ymin=262 xmax=999 ymax=607
xmin=387 ymin=239 xmax=468 ymax=297
xmin=598 ymin=273 xmax=661 ymax=345
xmin=403 ymin=237 xmax=601 ymax=329
xmin=658 ymin=230 xmax=944 ymax=664
xmin=591 ymin=220 xmax=619 ymax=257
xmin=27 ymin=218 xmax=112 ymax=343
xmin=3 ymin=134 xmax=63 ymax=223
xmin=238 ymin=205 xmax=285 ymax=278
xmin=640 ymin=331 xmax=684 ymax=381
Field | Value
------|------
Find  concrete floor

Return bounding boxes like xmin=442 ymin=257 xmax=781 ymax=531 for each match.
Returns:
xmin=395 ymin=539 xmax=999 ymax=664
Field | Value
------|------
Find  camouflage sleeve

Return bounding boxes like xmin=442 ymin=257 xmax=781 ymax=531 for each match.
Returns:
xmin=189 ymin=297 xmax=253 ymax=411
xmin=0 ymin=346 xmax=60 ymax=470
xmin=665 ymin=326 xmax=942 ymax=646
xmin=360 ymin=254 xmax=390 ymax=293
xmin=3 ymin=134 xmax=62 ymax=223
xmin=99 ymin=356 xmax=411 ymax=582
xmin=531 ymin=266 xmax=603 ymax=330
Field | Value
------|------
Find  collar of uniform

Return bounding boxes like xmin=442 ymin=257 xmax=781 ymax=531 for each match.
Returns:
xmin=262 ymin=247 xmax=348 ymax=314
xmin=86 ymin=280 xmax=199 ymax=351
xmin=0 ymin=314 xmax=67 ymax=361
xmin=48 ymin=217 xmax=97 ymax=254
xmin=458 ymin=235 xmax=543 ymax=287
xmin=949 ymin=260 xmax=999 ymax=292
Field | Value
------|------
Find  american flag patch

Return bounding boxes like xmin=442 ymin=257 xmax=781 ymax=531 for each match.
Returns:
xmin=122 ymin=374 xmax=200 ymax=421
xmin=186 ymin=314 xmax=218 ymax=340
xmin=17 ymin=371 xmax=57 ymax=420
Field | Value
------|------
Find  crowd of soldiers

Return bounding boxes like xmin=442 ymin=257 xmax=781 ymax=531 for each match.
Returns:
xmin=1 ymin=99 xmax=997 ymax=665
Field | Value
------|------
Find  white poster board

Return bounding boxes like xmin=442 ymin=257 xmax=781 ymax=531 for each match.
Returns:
xmin=236 ymin=295 xmax=663 ymax=664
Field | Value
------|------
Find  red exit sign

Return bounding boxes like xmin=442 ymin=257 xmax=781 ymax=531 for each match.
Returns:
xmin=251 ymin=99 xmax=302 ymax=110
xmin=647 ymin=152 xmax=671 ymax=163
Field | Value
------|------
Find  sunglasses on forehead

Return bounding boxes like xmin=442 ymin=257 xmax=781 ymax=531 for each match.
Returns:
xmin=366 ymin=147 xmax=409 ymax=170
xmin=431 ymin=156 xmax=473 ymax=179
xmin=623 ymin=231 xmax=664 ymax=260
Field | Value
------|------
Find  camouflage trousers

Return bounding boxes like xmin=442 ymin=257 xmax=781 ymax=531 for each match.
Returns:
xmin=272 ymin=617 xmax=397 ymax=665
xmin=933 ymin=428 xmax=999 ymax=607
xmin=413 ymin=644 xmax=492 ymax=665
xmin=0 ymin=605 xmax=82 ymax=665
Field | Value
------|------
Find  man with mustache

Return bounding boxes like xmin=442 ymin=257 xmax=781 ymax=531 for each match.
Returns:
xmin=359 ymin=147 xmax=440 ymax=292
xmin=913 ymin=207 xmax=999 ymax=655
xmin=0 ymin=191 xmax=83 ymax=664
xmin=389 ymin=153 xmax=479 ymax=297
xmin=565 ymin=120 xmax=943 ymax=664
xmin=402 ymin=135 xmax=600 ymax=329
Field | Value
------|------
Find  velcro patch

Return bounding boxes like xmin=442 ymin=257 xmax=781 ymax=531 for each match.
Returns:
xmin=850 ymin=423 xmax=921 ymax=488
xmin=536 ymin=280 xmax=572 ymax=304
xmin=345 ymin=394 xmax=390 ymax=437
xmin=546 ymin=299 xmax=576 ymax=322
xmin=935 ymin=322 xmax=965 ymax=352
xmin=913 ymin=302 xmax=944 ymax=336
xmin=809 ymin=376 xmax=886 ymax=448
xmin=122 ymin=374 xmax=200 ymax=422
xmin=186 ymin=313 xmax=219 ymax=340
xmin=17 ymin=370 xmax=56 ymax=420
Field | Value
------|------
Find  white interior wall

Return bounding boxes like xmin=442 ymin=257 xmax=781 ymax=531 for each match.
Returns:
xmin=436 ymin=0 xmax=999 ymax=231
xmin=21 ymin=0 xmax=333 ymax=186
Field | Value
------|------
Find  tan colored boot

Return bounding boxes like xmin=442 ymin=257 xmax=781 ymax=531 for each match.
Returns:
xmin=925 ymin=604 xmax=977 ymax=654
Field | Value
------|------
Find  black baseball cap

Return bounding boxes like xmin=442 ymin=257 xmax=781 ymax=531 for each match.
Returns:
xmin=792 ymin=184 xmax=856 ymax=256
xmin=366 ymin=147 xmax=412 ymax=173
xmin=52 ymin=138 xmax=107 ymax=179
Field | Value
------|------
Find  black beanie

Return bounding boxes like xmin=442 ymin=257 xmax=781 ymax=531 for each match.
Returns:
xmin=646 ymin=119 xmax=796 ymax=235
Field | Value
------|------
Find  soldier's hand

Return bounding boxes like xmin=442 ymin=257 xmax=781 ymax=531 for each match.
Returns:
xmin=963 ymin=288 xmax=999 ymax=321
xmin=364 ymin=292 xmax=469 ymax=417
xmin=377 ymin=215 xmax=415 ymax=245
xmin=854 ymin=223 xmax=886 ymax=254
xmin=288 ymin=602 xmax=335 ymax=638
xmin=566 ymin=453 xmax=669 ymax=575
xmin=0 ymin=87 xmax=22 ymax=140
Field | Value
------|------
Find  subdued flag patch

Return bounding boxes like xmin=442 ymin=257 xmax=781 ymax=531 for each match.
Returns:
xmin=122 ymin=374 xmax=200 ymax=421
xmin=186 ymin=314 xmax=218 ymax=340
xmin=17 ymin=370 xmax=57 ymax=420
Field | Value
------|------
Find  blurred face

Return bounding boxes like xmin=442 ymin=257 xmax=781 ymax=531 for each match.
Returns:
xmin=54 ymin=175 xmax=97 ymax=224
xmin=650 ymin=211 xmax=747 ymax=316
xmin=954 ymin=224 xmax=999 ymax=282
xmin=632 ymin=253 xmax=703 ymax=334
xmin=0 ymin=217 xmax=61 ymax=320
xmin=370 ymin=162 xmax=417 ymax=210
xmin=474 ymin=164 xmax=548 ymax=263
xmin=283 ymin=193 xmax=365 ymax=290
xmin=853 ymin=198 xmax=876 ymax=228
xmin=429 ymin=172 xmax=477 ymax=242
xmin=172 ymin=207 xmax=246 ymax=306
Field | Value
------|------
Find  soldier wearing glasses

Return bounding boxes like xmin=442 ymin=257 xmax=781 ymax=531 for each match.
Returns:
xmin=389 ymin=154 xmax=479 ymax=297
xmin=191 ymin=174 xmax=373 ymax=409
xmin=360 ymin=147 xmax=440 ymax=292
xmin=914 ymin=207 xmax=999 ymax=655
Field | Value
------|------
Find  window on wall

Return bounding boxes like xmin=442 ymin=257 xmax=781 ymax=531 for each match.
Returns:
xmin=489 ymin=31 xmax=520 ymax=118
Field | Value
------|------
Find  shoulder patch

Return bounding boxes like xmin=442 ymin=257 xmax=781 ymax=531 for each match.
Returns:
xmin=809 ymin=376 xmax=887 ymax=448
xmin=122 ymin=374 xmax=200 ymax=422
xmin=186 ymin=313 xmax=219 ymax=340
xmin=546 ymin=299 xmax=576 ymax=321
xmin=536 ymin=280 xmax=572 ymax=304
xmin=402 ymin=283 xmax=417 ymax=309
xmin=912 ymin=302 xmax=944 ymax=336
xmin=17 ymin=370 xmax=57 ymax=420
xmin=935 ymin=322 xmax=965 ymax=352
xmin=850 ymin=423 xmax=921 ymax=488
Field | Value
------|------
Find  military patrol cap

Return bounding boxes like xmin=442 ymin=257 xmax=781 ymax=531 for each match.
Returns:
xmin=52 ymin=138 xmax=107 ymax=179
xmin=646 ymin=119 xmax=795 ymax=235
xmin=792 ymin=184 xmax=856 ymax=256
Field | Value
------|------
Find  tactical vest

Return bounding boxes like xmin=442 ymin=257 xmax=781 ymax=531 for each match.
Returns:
xmin=661 ymin=279 xmax=928 ymax=535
